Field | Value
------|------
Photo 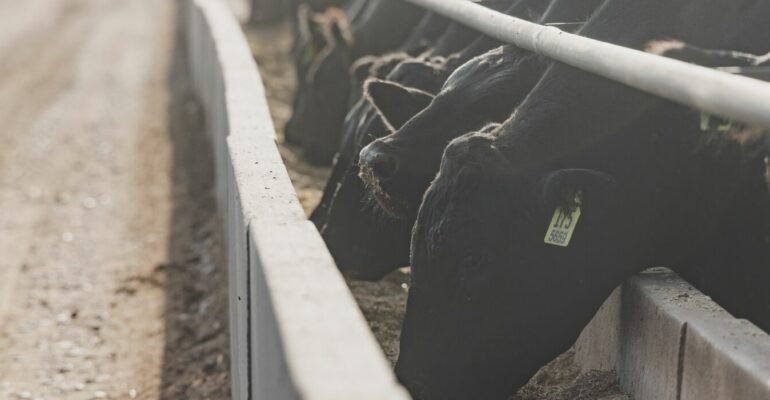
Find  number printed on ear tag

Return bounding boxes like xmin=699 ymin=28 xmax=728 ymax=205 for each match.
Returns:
xmin=544 ymin=206 xmax=582 ymax=247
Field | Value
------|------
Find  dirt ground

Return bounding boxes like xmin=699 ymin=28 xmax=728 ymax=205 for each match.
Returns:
xmin=246 ymin=19 xmax=629 ymax=400
xmin=0 ymin=1 xmax=229 ymax=399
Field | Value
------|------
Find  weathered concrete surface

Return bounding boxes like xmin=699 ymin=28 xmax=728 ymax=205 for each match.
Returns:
xmin=185 ymin=0 xmax=410 ymax=398
xmin=680 ymin=304 xmax=770 ymax=399
xmin=576 ymin=268 xmax=770 ymax=400
xmin=249 ymin=220 xmax=409 ymax=399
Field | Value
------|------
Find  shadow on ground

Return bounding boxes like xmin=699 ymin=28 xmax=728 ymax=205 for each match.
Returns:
xmin=158 ymin=2 xmax=231 ymax=399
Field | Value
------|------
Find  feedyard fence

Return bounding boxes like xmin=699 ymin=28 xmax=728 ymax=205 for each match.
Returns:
xmin=405 ymin=0 xmax=770 ymax=128
xmin=184 ymin=0 xmax=770 ymax=399
xmin=395 ymin=1 xmax=770 ymax=399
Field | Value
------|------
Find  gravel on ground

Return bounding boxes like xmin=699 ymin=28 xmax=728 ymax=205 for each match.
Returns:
xmin=0 ymin=1 xmax=230 ymax=398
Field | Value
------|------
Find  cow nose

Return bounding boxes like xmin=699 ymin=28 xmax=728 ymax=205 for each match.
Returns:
xmin=360 ymin=143 xmax=399 ymax=181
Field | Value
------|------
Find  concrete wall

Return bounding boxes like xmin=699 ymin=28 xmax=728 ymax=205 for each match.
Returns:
xmin=575 ymin=268 xmax=770 ymax=399
xmin=184 ymin=1 xmax=410 ymax=399
xmin=184 ymin=1 xmax=770 ymax=400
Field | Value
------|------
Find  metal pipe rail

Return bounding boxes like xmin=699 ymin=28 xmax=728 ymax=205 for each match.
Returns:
xmin=397 ymin=2 xmax=770 ymax=399
xmin=403 ymin=0 xmax=770 ymax=128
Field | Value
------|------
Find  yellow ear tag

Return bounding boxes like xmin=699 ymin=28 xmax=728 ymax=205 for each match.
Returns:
xmin=700 ymin=112 xmax=737 ymax=132
xmin=544 ymin=205 xmax=582 ymax=247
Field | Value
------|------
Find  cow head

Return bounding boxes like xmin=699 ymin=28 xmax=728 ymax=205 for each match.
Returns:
xmin=359 ymin=46 xmax=545 ymax=218
xmin=318 ymin=79 xmax=432 ymax=280
xmin=396 ymin=131 xmax=637 ymax=400
xmin=357 ymin=79 xmax=435 ymax=218
xmin=291 ymin=5 xmax=349 ymax=97
xmin=285 ymin=10 xmax=354 ymax=164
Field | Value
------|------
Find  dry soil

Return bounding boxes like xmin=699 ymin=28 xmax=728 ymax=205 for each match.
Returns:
xmin=0 ymin=1 xmax=230 ymax=399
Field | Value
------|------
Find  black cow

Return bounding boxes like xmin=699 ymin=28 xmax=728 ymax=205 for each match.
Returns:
xmin=359 ymin=45 xmax=546 ymax=217
xmin=318 ymin=0 xmax=600 ymax=280
xmin=287 ymin=0 xmax=406 ymax=131
xmin=397 ymin=0 xmax=770 ymax=398
xmin=309 ymin=51 xmax=446 ymax=225
xmin=287 ymin=0 xmax=526 ymax=165
xmin=313 ymin=0 xmax=558 ymax=279
xmin=287 ymin=4 xmax=361 ymax=148
xmin=403 ymin=114 xmax=770 ymax=400
xmin=285 ymin=0 xmax=426 ymax=164
xmin=317 ymin=81 xmax=437 ymax=279
xmin=314 ymin=56 xmax=451 ymax=279
xmin=291 ymin=5 xmax=349 ymax=77
xmin=359 ymin=0 xmax=602 ymax=218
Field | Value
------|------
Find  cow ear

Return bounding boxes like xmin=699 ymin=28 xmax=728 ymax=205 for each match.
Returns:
xmin=327 ymin=9 xmax=353 ymax=48
xmin=351 ymin=56 xmax=377 ymax=85
xmin=298 ymin=5 xmax=325 ymax=49
xmin=539 ymin=168 xmax=616 ymax=219
xmin=364 ymin=79 xmax=434 ymax=131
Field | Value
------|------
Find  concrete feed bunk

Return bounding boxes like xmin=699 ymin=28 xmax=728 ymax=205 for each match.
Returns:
xmin=184 ymin=0 xmax=409 ymax=399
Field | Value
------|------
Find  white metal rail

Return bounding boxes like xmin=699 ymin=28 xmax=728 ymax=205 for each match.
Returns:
xmin=403 ymin=0 xmax=770 ymax=128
